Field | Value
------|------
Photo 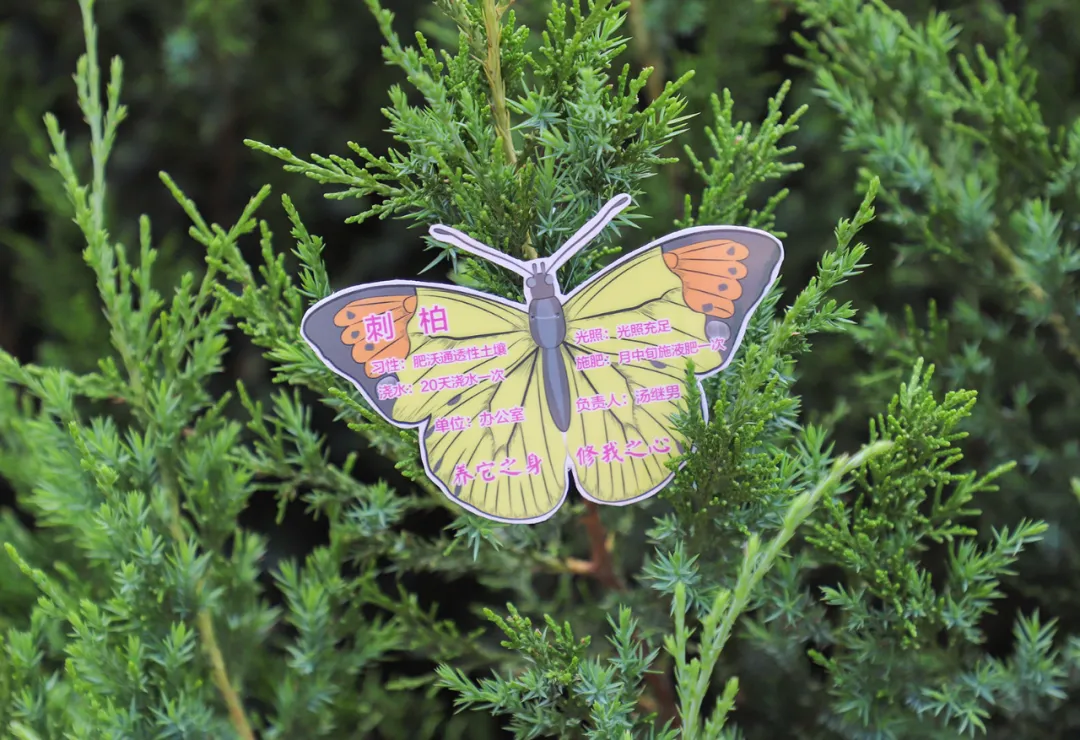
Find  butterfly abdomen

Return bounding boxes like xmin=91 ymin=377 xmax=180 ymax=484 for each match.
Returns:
xmin=528 ymin=294 xmax=572 ymax=432
xmin=542 ymin=347 xmax=572 ymax=433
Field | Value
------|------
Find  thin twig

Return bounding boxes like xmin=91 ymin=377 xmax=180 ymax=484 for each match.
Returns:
xmin=164 ymin=470 xmax=256 ymax=740
xmin=574 ymin=500 xmax=680 ymax=726
xmin=581 ymin=502 xmax=625 ymax=590
xmin=481 ymin=0 xmax=516 ymax=167
xmin=480 ymin=0 xmax=538 ymax=260
xmin=196 ymin=610 xmax=256 ymax=739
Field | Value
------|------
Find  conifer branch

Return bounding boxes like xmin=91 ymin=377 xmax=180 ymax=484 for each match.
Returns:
xmin=47 ymin=4 xmax=259 ymax=737
xmin=987 ymin=228 xmax=1080 ymax=370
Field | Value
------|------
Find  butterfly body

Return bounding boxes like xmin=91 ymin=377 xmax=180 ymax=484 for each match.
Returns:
xmin=525 ymin=263 xmax=574 ymax=433
xmin=302 ymin=195 xmax=784 ymax=524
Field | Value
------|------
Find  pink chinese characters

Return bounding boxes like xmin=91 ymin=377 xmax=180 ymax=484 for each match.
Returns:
xmin=453 ymin=452 xmax=544 ymax=485
xmin=575 ymin=437 xmax=673 ymax=467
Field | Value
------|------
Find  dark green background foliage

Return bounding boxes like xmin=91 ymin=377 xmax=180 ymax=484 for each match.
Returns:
xmin=2 ymin=0 xmax=1080 ymax=737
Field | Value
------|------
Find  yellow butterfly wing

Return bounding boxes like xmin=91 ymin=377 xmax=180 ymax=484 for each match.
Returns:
xmin=560 ymin=227 xmax=783 ymax=506
xmin=301 ymin=283 xmax=568 ymax=523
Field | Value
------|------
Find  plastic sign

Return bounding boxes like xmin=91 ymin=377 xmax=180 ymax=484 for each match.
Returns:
xmin=301 ymin=195 xmax=783 ymax=524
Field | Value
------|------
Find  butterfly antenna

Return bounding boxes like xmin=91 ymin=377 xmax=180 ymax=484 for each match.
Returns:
xmin=546 ymin=193 xmax=633 ymax=274
xmin=428 ymin=224 xmax=533 ymax=279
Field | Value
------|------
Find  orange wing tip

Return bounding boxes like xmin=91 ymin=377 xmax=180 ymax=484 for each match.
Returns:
xmin=663 ymin=238 xmax=753 ymax=320
xmin=329 ymin=294 xmax=418 ymax=372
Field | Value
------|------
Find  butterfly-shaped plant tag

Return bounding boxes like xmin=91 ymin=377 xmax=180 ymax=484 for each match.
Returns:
xmin=302 ymin=195 xmax=783 ymax=524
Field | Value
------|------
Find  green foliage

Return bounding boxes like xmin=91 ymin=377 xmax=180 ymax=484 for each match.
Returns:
xmin=248 ymin=0 xmax=695 ymax=299
xmin=2 ymin=0 xmax=1079 ymax=739
xmin=786 ymin=0 xmax=1080 ymax=558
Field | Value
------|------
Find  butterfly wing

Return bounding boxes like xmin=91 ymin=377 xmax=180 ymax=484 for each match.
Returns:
xmin=301 ymin=283 xmax=568 ymax=524
xmin=560 ymin=227 xmax=783 ymax=506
